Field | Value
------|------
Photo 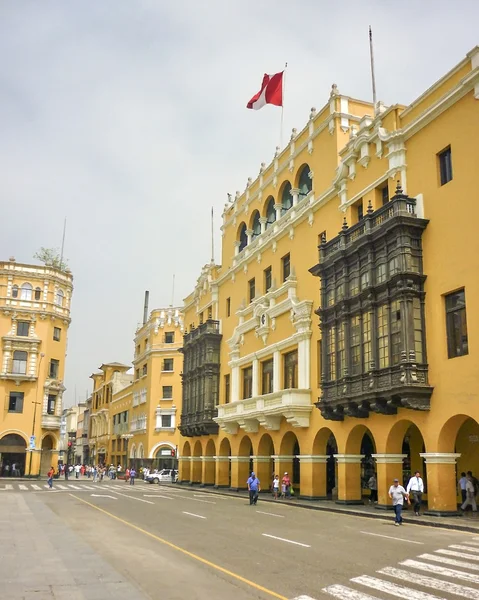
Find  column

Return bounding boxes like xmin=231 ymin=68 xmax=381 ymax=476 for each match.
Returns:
xmin=178 ymin=456 xmax=191 ymax=484
xmin=298 ymin=338 xmax=310 ymax=388
xmin=231 ymin=365 xmax=240 ymax=403
xmin=229 ymin=456 xmax=250 ymax=491
xmin=252 ymin=358 xmax=259 ymax=398
xmin=291 ymin=188 xmax=300 ymax=207
xmin=274 ymin=203 xmax=283 ymax=221
xmin=246 ymin=229 xmax=253 ymax=245
xmin=372 ymin=454 xmax=407 ymax=509
xmin=420 ymin=453 xmax=461 ymax=516
xmin=273 ymin=350 xmax=280 ymax=393
xmin=234 ymin=241 xmax=241 ymax=256
xmin=252 ymin=456 xmax=272 ymax=491
xmin=259 ymin=217 xmax=267 ymax=234
xmin=334 ymin=454 xmax=364 ymax=504
xmin=272 ymin=455 xmax=294 ymax=483
xmin=297 ymin=455 xmax=328 ymax=499
xmin=201 ymin=456 xmax=215 ymax=486
xmin=214 ymin=456 xmax=230 ymax=488
xmin=190 ymin=456 xmax=202 ymax=484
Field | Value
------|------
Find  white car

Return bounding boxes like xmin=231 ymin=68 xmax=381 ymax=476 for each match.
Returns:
xmin=145 ymin=469 xmax=178 ymax=484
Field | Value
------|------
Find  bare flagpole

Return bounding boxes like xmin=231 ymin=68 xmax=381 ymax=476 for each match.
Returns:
xmin=280 ymin=62 xmax=287 ymax=148
xmin=59 ymin=217 xmax=67 ymax=269
xmin=369 ymin=26 xmax=377 ymax=114
xmin=210 ymin=206 xmax=215 ymax=264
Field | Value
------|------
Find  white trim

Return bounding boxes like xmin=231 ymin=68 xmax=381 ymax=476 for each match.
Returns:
xmin=148 ymin=440 xmax=176 ymax=459
xmin=334 ymin=454 xmax=365 ymax=464
xmin=296 ymin=455 xmax=329 ymax=464
xmin=420 ymin=452 xmax=461 ymax=464
xmin=372 ymin=453 xmax=407 ymax=464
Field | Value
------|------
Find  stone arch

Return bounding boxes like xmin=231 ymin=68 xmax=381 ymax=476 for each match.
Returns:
xmin=203 ymin=439 xmax=216 ymax=486
xmin=256 ymin=433 xmax=275 ymax=487
xmin=0 ymin=433 xmax=27 ymax=477
xmin=137 ymin=443 xmax=144 ymax=460
xmin=263 ymin=196 xmax=276 ymax=229
xmin=130 ymin=443 xmax=137 ymax=459
xmin=257 ymin=433 xmax=274 ymax=456
xmin=437 ymin=414 xmax=472 ymax=452
xmin=217 ymin=437 xmax=232 ymax=488
xmin=385 ymin=420 xmax=426 ymax=487
xmin=40 ymin=434 xmax=56 ymax=475
xmin=313 ymin=428 xmax=338 ymax=496
xmin=295 ymin=163 xmax=312 ymax=199
xmin=279 ymin=180 xmax=293 ymax=216
xmin=280 ymin=431 xmax=301 ymax=487
xmin=182 ymin=441 xmax=191 ymax=456
xmin=150 ymin=441 xmax=176 ymax=459
xmin=218 ymin=437 xmax=231 ymax=456
xmin=191 ymin=440 xmax=203 ymax=484
xmin=180 ymin=440 xmax=191 ymax=483
xmin=237 ymin=222 xmax=247 ymax=252
xmin=438 ymin=415 xmax=479 ymax=491
xmin=249 ymin=210 xmax=261 ymax=240
xmin=238 ymin=435 xmax=253 ymax=457
xmin=344 ymin=424 xmax=376 ymax=455
xmin=205 ymin=439 xmax=216 ymax=456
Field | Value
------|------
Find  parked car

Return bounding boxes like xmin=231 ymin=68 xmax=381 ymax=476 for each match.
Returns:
xmin=145 ymin=469 xmax=178 ymax=484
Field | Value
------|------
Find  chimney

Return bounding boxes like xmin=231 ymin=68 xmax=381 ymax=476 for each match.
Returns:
xmin=143 ymin=290 xmax=149 ymax=325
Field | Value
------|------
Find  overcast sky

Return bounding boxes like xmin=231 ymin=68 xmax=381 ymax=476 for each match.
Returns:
xmin=1 ymin=1 xmax=477 ymax=405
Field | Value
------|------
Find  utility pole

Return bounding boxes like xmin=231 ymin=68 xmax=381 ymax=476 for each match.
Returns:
xmin=28 ymin=353 xmax=45 ymax=477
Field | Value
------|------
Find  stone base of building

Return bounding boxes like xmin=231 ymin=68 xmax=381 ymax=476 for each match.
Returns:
xmin=213 ymin=484 xmax=230 ymax=489
xmin=374 ymin=504 xmax=394 ymax=511
xmin=299 ymin=495 xmax=329 ymax=501
xmin=424 ymin=509 xmax=462 ymax=517
xmin=335 ymin=499 xmax=364 ymax=505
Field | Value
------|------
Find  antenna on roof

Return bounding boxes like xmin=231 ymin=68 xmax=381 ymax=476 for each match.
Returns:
xmin=59 ymin=217 xmax=67 ymax=268
xmin=369 ymin=26 xmax=377 ymax=114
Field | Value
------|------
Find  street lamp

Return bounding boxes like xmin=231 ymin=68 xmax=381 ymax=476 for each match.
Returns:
xmin=28 ymin=352 xmax=45 ymax=477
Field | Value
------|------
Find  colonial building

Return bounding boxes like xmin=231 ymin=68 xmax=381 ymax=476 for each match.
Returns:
xmin=178 ymin=47 xmax=479 ymax=515
xmin=0 ymin=257 xmax=73 ymax=476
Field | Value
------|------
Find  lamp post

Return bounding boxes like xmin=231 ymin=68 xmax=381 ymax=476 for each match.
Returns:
xmin=28 ymin=353 xmax=45 ymax=477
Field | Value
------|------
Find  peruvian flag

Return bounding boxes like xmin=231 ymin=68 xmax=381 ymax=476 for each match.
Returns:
xmin=246 ymin=71 xmax=283 ymax=110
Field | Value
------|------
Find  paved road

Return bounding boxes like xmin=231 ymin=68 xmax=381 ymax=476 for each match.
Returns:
xmin=2 ymin=480 xmax=479 ymax=600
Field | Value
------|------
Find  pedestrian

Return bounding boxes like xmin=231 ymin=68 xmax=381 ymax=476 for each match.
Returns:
xmin=272 ymin=474 xmax=280 ymax=500
xmin=130 ymin=468 xmax=137 ymax=485
xmin=64 ymin=464 xmax=69 ymax=480
xmin=368 ymin=474 xmax=378 ymax=504
xmin=388 ymin=478 xmax=409 ymax=526
xmin=125 ymin=468 xmax=130 ymax=483
xmin=467 ymin=471 xmax=479 ymax=497
xmin=406 ymin=470 xmax=424 ymax=516
xmin=74 ymin=464 xmax=80 ymax=479
xmin=247 ymin=472 xmax=260 ymax=505
xmin=282 ymin=472 xmax=291 ymax=499
xmin=461 ymin=473 xmax=478 ymax=513
xmin=458 ymin=472 xmax=468 ymax=504
xmin=47 ymin=466 xmax=55 ymax=489
xmin=93 ymin=466 xmax=98 ymax=483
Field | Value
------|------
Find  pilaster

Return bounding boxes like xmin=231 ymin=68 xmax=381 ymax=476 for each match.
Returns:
xmin=371 ymin=453 xmax=406 ymax=509
xmin=420 ymin=453 xmax=462 ymax=516
xmin=334 ymin=454 xmax=364 ymax=504
xmin=214 ymin=455 xmax=230 ymax=488
xmin=297 ymin=455 xmax=328 ymax=499
xmin=229 ymin=455 xmax=250 ymax=490
xmin=201 ymin=455 xmax=215 ymax=486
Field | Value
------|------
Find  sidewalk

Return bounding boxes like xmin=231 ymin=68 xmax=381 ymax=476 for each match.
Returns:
xmin=169 ymin=483 xmax=479 ymax=534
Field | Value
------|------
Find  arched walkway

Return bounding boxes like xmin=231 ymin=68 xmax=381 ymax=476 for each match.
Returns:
xmin=337 ymin=425 xmax=376 ymax=504
xmin=203 ymin=439 xmax=216 ymax=486
xmin=233 ymin=435 xmax=253 ymax=490
xmin=256 ymin=433 xmax=275 ymax=489
xmin=308 ymin=428 xmax=338 ymax=499
xmin=0 ymin=433 xmax=27 ymax=477
xmin=180 ymin=441 xmax=191 ymax=483
xmin=40 ymin=435 xmax=55 ymax=477
xmin=279 ymin=431 xmax=301 ymax=492
xmin=216 ymin=438 xmax=231 ymax=488
xmin=191 ymin=440 xmax=203 ymax=484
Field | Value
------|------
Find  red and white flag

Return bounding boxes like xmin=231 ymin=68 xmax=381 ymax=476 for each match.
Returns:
xmin=246 ymin=71 xmax=283 ymax=110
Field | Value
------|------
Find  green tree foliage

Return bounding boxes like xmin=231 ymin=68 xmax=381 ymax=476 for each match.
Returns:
xmin=33 ymin=247 xmax=69 ymax=271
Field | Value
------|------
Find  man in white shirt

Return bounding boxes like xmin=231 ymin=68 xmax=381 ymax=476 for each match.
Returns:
xmin=406 ymin=471 xmax=425 ymax=516
xmin=388 ymin=478 xmax=409 ymax=526
xmin=458 ymin=472 xmax=468 ymax=504
xmin=461 ymin=474 xmax=478 ymax=513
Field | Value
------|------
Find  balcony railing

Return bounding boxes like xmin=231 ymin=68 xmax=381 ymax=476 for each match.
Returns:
xmin=183 ymin=320 xmax=220 ymax=344
xmin=41 ymin=414 xmax=61 ymax=430
xmin=113 ymin=422 xmax=129 ymax=436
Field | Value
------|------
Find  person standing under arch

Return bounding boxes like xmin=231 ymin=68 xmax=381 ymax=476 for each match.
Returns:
xmin=406 ymin=471 xmax=424 ymax=516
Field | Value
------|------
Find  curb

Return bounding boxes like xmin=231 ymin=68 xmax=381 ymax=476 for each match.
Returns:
xmin=165 ymin=483 xmax=479 ymax=534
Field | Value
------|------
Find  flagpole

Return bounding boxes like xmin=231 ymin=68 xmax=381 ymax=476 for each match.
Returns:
xmin=280 ymin=62 xmax=287 ymax=148
xmin=210 ymin=206 xmax=215 ymax=264
xmin=369 ymin=26 xmax=377 ymax=115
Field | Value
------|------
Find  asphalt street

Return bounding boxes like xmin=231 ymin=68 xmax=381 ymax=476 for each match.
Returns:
xmin=2 ymin=479 xmax=479 ymax=600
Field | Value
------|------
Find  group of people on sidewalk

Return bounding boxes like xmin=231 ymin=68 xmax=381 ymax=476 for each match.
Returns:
xmin=387 ymin=471 xmax=424 ymax=526
xmin=246 ymin=472 xmax=295 ymax=505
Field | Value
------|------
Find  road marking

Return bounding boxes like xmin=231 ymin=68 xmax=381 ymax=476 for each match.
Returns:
xmin=69 ymin=495 xmax=287 ymax=600
xmin=450 ymin=544 xmax=479 ymax=553
xmin=56 ymin=484 xmax=68 ymax=490
xmin=83 ymin=485 xmax=95 ymax=490
xmin=18 ymin=484 xmax=28 ymax=490
xmin=418 ymin=553 xmax=479 ymax=571
xmin=182 ymin=511 xmax=207 ymax=519
xmin=31 ymin=484 xmax=41 ymax=490
xmin=322 ymin=584 xmax=378 ymax=600
xmin=359 ymin=531 xmax=423 ymax=544
xmin=68 ymin=484 xmax=81 ymax=490
xmin=185 ymin=497 xmax=216 ymax=504
xmin=379 ymin=566 xmax=479 ymax=599
xmin=352 ymin=574 xmax=442 ymax=600
xmin=44 ymin=485 xmax=50 ymax=489
xmin=256 ymin=511 xmax=285 ymax=518
xmin=0 ymin=484 xmax=13 ymax=490
xmin=112 ymin=490 xmax=154 ymax=504
xmin=436 ymin=549 xmax=479 ymax=561
xmin=91 ymin=494 xmax=117 ymax=500
xmin=291 ymin=596 xmax=317 ymax=600
xmin=144 ymin=494 xmax=173 ymax=500
xmin=401 ymin=559 xmax=479 ymax=584
xmin=262 ymin=534 xmax=310 ymax=548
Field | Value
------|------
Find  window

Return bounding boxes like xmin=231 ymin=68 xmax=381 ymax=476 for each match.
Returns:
xmin=55 ymin=289 xmax=64 ymax=307
xmin=34 ymin=287 xmax=42 ymax=301
xmin=49 ymin=359 xmax=59 ymax=379
xmin=327 ymin=326 xmax=336 ymax=380
xmin=265 ymin=197 xmax=276 ymax=229
xmin=298 ymin=165 xmax=312 ymax=199
xmin=161 ymin=415 xmax=172 ymax=428
xmin=264 ymin=266 xmax=272 ymax=293
xmin=12 ymin=351 xmax=27 ymax=374
xmin=226 ymin=297 xmax=231 ymax=317
xmin=8 ymin=392 xmax=24 ymax=413
xmin=361 ymin=271 xmax=370 ymax=289
xmin=413 ymin=298 xmax=424 ymax=363
xmin=238 ymin=223 xmax=248 ymax=252
xmin=350 ymin=276 xmax=359 ymax=296
xmin=357 ymin=201 xmax=364 ymax=222
xmin=242 ymin=366 xmax=253 ymax=399
xmin=135 ymin=369 xmax=140 ymax=380
xmin=281 ymin=182 xmax=292 ymax=215
xmin=390 ymin=300 xmax=402 ymax=365
xmin=362 ymin=312 xmax=372 ymax=371
xmin=20 ymin=283 xmax=33 ymax=300
xmin=248 ymin=278 xmax=256 ymax=303
xmin=446 ymin=289 xmax=468 ymax=358
xmin=389 ymin=256 xmax=401 ymax=276
xmin=163 ymin=358 xmax=174 ymax=372
xmin=224 ymin=374 xmax=230 ymax=404
xmin=53 ymin=327 xmax=61 ymax=341
xmin=164 ymin=331 xmax=174 ymax=344
xmin=251 ymin=211 xmax=261 ymax=240
xmin=261 ymin=359 xmax=274 ymax=395
xmin=142 ymin=364 xmax=147 ymax=377
xmin=350 ymin=316 xmax=361 ymax=375
xmin=17 ymin=321 xmax=29 ymax=337
xmin=47 ymin=394 xmax=57 ymax=415
xmin=337 ymin=322 xmax=345 ymax=379
xmin=376 ymin=263 xmax=386 ymax=284
xmin=12 ymin=285 xmax=18 ymax=298
xmin=377 ymin=305 xmax=389 ymax=368
xmin=382 ymin=184 xmax=389 ymax=205
xmin=162 ymin=385 xmax=173 ymax=399
xmin=283 ymin=350 xmax=298 ymax=389
xmin=438 ymin=146 xmax=453 ymax=185
xmin=282 ymin=253 xmax=291 ymax=282
xmin=317 ymin=340 xmax=322 ymax=385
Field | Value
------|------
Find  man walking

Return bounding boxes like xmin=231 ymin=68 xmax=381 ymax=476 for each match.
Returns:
xmin=461 ymin=473 xmax=478 ymax=513
xmin=458 ymin=472 xmax=468 ymax=504
xmin=47 ymin=466 xmax=55 ymax=489
xmin=388 ymin=478 xmax=409 ymax=526
xmin=247 ymin=472 xmax=261 ymax=505
xmin=406 ymin=470 xmax=424 ymax=516
xmin=130 ymin=467 xmax=137 ymax=485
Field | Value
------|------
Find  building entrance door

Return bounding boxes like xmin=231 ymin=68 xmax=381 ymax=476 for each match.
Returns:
xmin=0 ymin=434 xmax=27 ymax=476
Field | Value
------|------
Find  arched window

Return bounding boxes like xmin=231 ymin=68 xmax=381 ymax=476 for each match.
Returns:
xmin=12 ymin=350 xmax=28 ymax=375
xmin=20 ymin=283 xmax=32 ymax=301
xmin=251 ymin=211 xmax=261 ymax=240
xmin=298 ymin=165 xmax=312 ymax=199
xmin=11 ymin=285 xmax=18 ymax=298
xmin=265 ymin=197 xmax=276 ymax=229
xmin=55 ymin=289 xmax=64 ymax=307
xmin=238 ymin=223 xmax=248 ymax=252
xmin=281 ymin=182 xmax=293 ymax=216
xmin=34 ymin=287 xmax=42 ymax=301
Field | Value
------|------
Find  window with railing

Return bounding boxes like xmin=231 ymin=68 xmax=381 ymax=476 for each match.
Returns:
xmin=12 ymin=351 xmax=27 ymax=374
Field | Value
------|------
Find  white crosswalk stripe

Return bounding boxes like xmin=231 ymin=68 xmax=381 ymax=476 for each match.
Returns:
xmin=450 ymin=544 xmax=479 ymax=553
xmin=436 ymin=549 xmax=479 ymax=561
xmin=31 ymin=484 xmax=41 ymax=490
xmin=56 ymin=484 xmax=68 ymax=490
xmin=67 ymin=484 xmax=81 ymax=490
xmin=400 ymin=559 xmax=479 ymax=584
xmin=352 ymin=574 xmax=442 ymax=600
xmin=323 ymin=585 xmax=378 ymax=600
xmin=18 ymin=484 xmax=28 ymax=490
xmin=418 ymin=553 xmax=479 ymax=571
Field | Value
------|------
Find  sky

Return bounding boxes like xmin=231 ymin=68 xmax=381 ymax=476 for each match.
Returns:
xmin=0 ymin=1 xmax=477 ymax=406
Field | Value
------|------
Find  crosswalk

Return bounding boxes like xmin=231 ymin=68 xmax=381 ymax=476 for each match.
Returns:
xmin=322 ymin=537 xmax=479 ymax=600
xmin=0 ymin=481 xmax=119 ymax=492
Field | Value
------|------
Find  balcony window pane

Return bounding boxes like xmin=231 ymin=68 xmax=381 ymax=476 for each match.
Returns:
xmin=391 ymin=300 xmax=402 ymax=365
xmin=242 ymin=366 xmax=253 ymax=399
xmin=337 ymin=322 xmax=345 ymax=378
xmin=283 ymin=351 xmax=298 ymax=389
xmin=446 ymin=289 xmax=468 ymax=358
xmin=377 ymin=305 xmax=389 ymax=368
xmin=261 ymin=359 xmax=274 ymax=395
xmin=362 ymin=311 xmax=372 ymax=371
xmin=327 ymin=327 xmax=336 ymax=380
xmin=350 ymin=316 xmax=361 ymax=375
xmin=413 ymin=298 xmax=424 ymax=363
xmin=12 ymin=351 xmax=27 ymax=374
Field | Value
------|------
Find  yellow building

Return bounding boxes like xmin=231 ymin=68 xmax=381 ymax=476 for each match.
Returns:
xmin=0 ymin=257 xmax=73 ymax=477
xmin=178 ymin=47 xmax=479 ymax=515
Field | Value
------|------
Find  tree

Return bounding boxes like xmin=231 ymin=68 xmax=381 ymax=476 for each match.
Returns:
xmin=33 ymin=248 xmax=69 ymax=271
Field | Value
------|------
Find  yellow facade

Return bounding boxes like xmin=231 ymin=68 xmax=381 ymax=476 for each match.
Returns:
xmin=178 ymin=47 xmax=479 ymax=515
xmin=0 ymin=258 xmax=73 ymax=477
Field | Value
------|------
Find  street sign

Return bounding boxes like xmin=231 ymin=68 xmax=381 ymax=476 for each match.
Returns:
xmin=29 ymin=436 xmax=36 ymax=450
